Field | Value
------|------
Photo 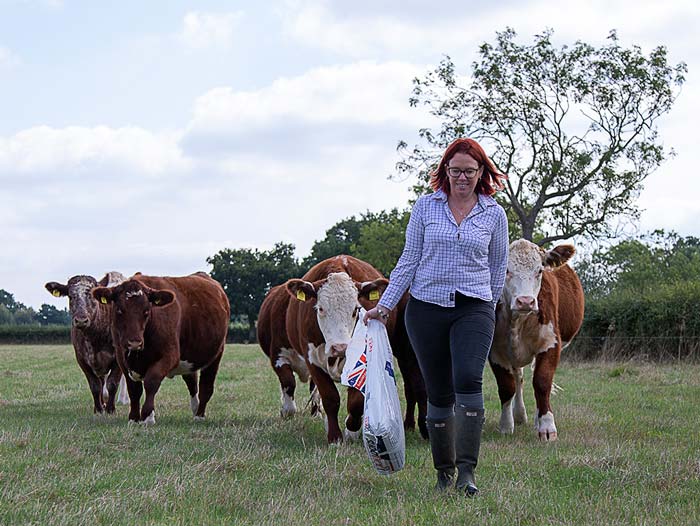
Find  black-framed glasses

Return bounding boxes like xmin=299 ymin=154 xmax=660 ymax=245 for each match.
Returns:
xmin=446 ymin=166 xmax=480 ymax=179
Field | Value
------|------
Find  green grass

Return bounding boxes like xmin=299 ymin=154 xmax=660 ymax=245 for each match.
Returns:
xmin=1 ymin=345 xmax=699 ymax=525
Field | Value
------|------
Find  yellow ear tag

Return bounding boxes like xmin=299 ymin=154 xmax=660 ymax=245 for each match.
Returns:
xmin=100 ymin=297 xmax=107 ymax=305
xmin=154 ymin=298 xmax=162 ymax=305
xmin=296 ymin=290 xmax=306 ymax=302
xmin=52 ymin=290 xmax=61 ymax=297
xmin=369 ymin=290 xmax=380 ymax=301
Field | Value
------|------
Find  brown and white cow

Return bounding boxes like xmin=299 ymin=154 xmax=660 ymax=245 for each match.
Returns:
xmin=257 ymin=283 xmax=311 ymax=418
xmin=45 ymin=271 xmax=128 ymax=414
xmin=489 ymin=239 xmax=584 ymax=441
xmin=283 ymin=255 xmax=427 ymax=444
xmin=92 ymin=272 xmax=230 ymax=424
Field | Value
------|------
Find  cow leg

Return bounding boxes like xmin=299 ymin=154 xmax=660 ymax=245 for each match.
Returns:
xmin=272 ymin=347 xmax=298 ymax=418
xmin=344 ymin=386 xmax=364 ymax=441
xmin=104 ymin=366 xmax=122 ymax=414
xmin=309 ymin=363 xmax=342 ymax=444
xmin=181 ymin=373 xmax=199 ymax=417
xmin=140 ymin=366 xmax=168 ymax=424
xmin=397 ymin=355 xmax=428 ymax=440
xmin=532 ymin=346 xmax=561 ymax=442
xmin=489 ymin=359 xmax=517 ymax=434
xmin=513 ymin=367 xmax=527 ymax=425
xmin=195 ymin=351 xmax=223 ymax=419
xmin=79 ymin=364 xmax=105 ymax=414
xmin=124 ymin=376 xmax=143 ymax=422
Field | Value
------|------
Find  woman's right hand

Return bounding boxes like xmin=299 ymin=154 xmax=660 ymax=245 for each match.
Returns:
xmin=363 ymin=306 xmax=389 ymax=325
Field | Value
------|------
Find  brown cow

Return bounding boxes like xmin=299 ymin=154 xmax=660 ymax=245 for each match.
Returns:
xmin=92 ymin=272 xmax=230 ymax=424
xmin=257 ymin=283 xmax=311 ymax=418
xmin=489 ymin=239 xmax=584 ymax=441
xmin=45 ymin=271 xmax=127 ymax=414
xmin=283 ymin=255 xmax=427 ymax=444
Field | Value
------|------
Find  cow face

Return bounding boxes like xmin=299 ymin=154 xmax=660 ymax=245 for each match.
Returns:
xmin=287 ymin=273 xmax=388 ymax=375
xmin=92 ymin=280 xmax=174 ymax=352
xmin=502 ymin=240 xmax=575 ymax=313
xmin=45 ymin=275 xmax=99 ymax=329
xmin=45 ymin=273 xmax=126 ymax=330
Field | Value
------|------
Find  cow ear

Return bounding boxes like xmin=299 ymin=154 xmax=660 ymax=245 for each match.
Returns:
xmin=357 ymin=278 xmax=389 ymax=302
xmin=92 ymin=287 xmax=114 ymax=305
xmin=286 ymin=279 xmax=317 ymax=303
xmin=148 ymin=290 xmax=174 ymax=307
xmin=97 ymin=274 xmax=110 ymax=286
xmin=45 ymin=282 xmax=69 ymax=298
xmin=545 ymin=244 xmax=575 ymax=268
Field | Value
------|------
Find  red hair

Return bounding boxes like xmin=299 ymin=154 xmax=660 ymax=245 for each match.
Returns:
xmin=429 ymin=138 xmax=506 ymax=196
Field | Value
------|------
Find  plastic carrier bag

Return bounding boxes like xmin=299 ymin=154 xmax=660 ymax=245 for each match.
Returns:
xmin=361 ymin=318 xmax=406 ymax=475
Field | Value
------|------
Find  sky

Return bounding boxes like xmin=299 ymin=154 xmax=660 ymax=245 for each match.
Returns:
xmin=1 ymin=0 xmax=698 ymax=310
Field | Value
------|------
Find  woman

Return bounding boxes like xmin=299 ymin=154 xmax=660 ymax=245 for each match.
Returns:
xmin=365 ymin=138 xmax=508 ymax=495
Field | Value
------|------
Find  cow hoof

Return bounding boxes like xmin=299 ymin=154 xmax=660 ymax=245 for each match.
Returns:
xmin=280 ymin=407 xmax=296 ymax=418
xmin=343 ymin=428 xmax=361 ymax=442
xmin=535 ymin=411 xmax=557 ymax=442
xmin=193 ymin=415 xmax=205 ymax=422
xmin=141 ymin=411 xmax=156 ymax=425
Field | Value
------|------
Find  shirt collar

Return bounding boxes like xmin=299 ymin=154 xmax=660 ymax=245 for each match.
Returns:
xmin=430 ymin=189 xmax=497 ymax=209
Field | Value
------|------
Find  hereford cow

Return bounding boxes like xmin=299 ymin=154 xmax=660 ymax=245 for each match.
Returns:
xmin=489 ymin=239 xmax=584 ymax=441
xmin=92 ymin=272 xmax=230 ymax=424
xmin=283 ymin=255 xmax=427 ymax=444
xmin=45 ymin=271 xmax=128 ymax=414
xmin=257 ymin=283 xmax=311 ymax=418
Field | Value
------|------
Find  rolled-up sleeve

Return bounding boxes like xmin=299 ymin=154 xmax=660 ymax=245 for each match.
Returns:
xmin=378 ymin=198 xmax=425 ymax=310
xmin=488 ymin=207 xmax=509 ymax=306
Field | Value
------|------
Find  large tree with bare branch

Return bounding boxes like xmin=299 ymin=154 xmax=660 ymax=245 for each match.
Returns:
xmin=396 ymin=28 xmax=686 ymax=244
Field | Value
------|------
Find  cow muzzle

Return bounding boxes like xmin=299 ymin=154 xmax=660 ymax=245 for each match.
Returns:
xmin=73 ymin=317 xmax=90 ymax=329
xmin=329 ymin=343 xmax=347 ymax=357
xmin=126 ymin=339 xmax=144 ymax=352
xmin=513 ymin=295 xmax=537 ymax=313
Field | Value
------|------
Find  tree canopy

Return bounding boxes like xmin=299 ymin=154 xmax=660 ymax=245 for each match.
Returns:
xmin=397 ymin=28 xmax=686 ymax=244
xmin=207 ymin=242 xmax=302 ymax=339
xmin=576 ymin=230 xmax=700 ymax=299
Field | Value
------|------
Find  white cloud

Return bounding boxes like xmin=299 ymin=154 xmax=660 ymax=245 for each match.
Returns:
xmin=180 ymin=11 xmax=243 ymax=49
xmin=0 ymin=46 xmax=20 ymax=69
xmin=182 ymin=60 xmax=432 ymax=157
xmin=0 ymin=126 xmax=191 ymax=178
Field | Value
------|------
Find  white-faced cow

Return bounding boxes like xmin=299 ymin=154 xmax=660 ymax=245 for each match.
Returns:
xmin=489 ymin=239 xmax=584 ymax=441
xmin=92 ymin=272 xmax=230 ymax=424
xmin=282 ymin=255 xmax=427 ymax=444
xmin=45 ymin=271 xmax=127 ymax=414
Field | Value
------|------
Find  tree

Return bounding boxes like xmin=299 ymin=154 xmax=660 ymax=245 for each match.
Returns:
xmin=0 ymin=289 xmax=25 ymax=313
xmin=352 ymin=208 xmax=410 ymax=276
xmin=397 ymin=28 xmax=686 ymax=244
xmin=576 ymin=230 xmax=700 ymax=298
xmin=36 ymin=304 xmax=71 ymax=326
xmin=207 ymin=242 xmax=302 ymax=340
xmin=302 ymin=217 xmax=364 ymax=270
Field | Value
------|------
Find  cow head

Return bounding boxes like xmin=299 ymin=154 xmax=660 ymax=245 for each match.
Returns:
xmin=502 ymin=239 xmax=575 ymax=314
xmin=45 ymin=272 xmax=126 ymax=329
xmin=92 ymin=279 xmax=174 ymax=352
xmin=286 ymin=272 xmax=388 ymax=374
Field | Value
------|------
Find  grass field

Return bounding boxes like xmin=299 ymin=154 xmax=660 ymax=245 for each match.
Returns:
xmin=1 ymin=344 xmax=699 ymax=526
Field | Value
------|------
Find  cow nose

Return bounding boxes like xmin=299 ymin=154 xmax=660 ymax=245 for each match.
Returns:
xmin=127 ymin=339 xmax=144 ymax=351
xmin=515 ymin=296 xmax=536 ymax=311
xmin=73 ymin=317 xmax=89 ymax=328
xmin=330 ymin=343 xmax=347 ymax=357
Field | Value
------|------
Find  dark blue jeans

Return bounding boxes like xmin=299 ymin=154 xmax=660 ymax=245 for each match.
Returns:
xmin=405 ymin=293 xmax=495 ymax=418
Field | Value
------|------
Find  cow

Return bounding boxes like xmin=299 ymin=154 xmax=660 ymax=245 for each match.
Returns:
xmin=282 ymin=255 xmax=427 ymax=444
xmin=92 ymin=272 xmax=230 ymax=424
xmin=489 ymin=239 xmax=584 ymax=441
xmin=45 ymin=271 xmax=128 ymax=414
xmin=257 ymin=283 xmax=311 ymax=418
